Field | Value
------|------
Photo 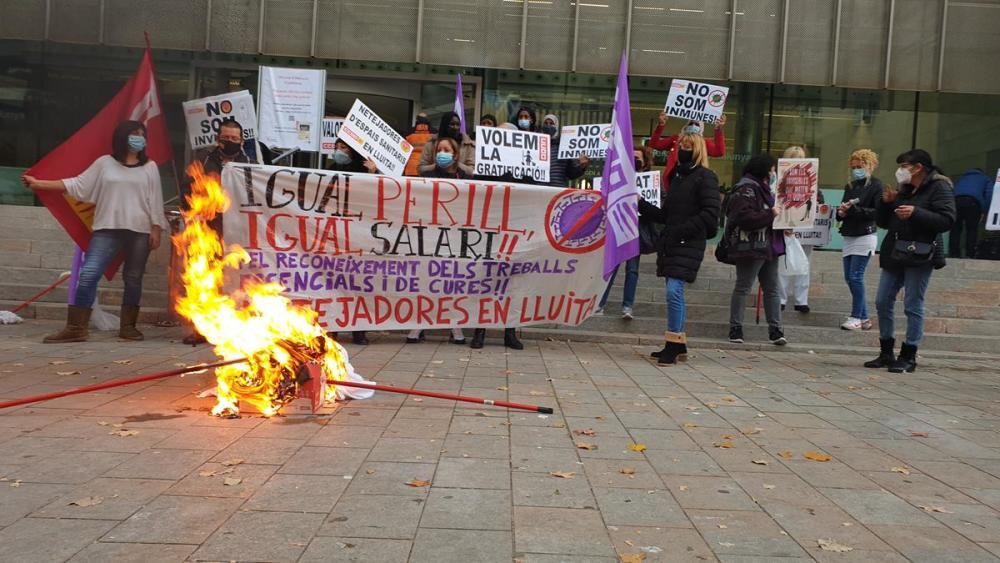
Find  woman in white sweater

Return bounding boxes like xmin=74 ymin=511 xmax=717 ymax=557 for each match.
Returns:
xmin=22 ymin=120 xmax=168 ymax=343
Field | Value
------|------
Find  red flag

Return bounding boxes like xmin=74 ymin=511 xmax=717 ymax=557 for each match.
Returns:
xmin=27 ymin=47 xmax=173 ymax=279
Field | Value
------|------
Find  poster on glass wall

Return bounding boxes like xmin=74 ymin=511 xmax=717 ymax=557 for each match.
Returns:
xmin=987 ymin=169 xmax=1000 ymax=231
xmin=774 ymin=158 xmax=819 ymax=230
xmin=257 ymin=66 xmax=326 ymax=151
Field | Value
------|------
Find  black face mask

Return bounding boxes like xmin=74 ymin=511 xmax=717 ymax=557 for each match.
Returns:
xmin=677 ymin=149 xmax=694 ymax=167
xmin=634 ymin=159 xmax=644 ymax=170
xmin=220 ymin=140 xmax=242 ymax=157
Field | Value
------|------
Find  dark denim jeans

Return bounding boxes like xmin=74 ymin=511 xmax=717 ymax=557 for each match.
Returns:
xmin=875 ymin=265 xmax=933 ymax=346
xmin=842 ymin=254 xmax=871 ymax=320
xmin=74 ymin=229 xmax=151 ymax=308
xmin=599 ymin=255 xmax=640 ymax=309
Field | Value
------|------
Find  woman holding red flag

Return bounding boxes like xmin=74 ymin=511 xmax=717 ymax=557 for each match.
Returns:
xmin=22 ymin=120 xmax=168 ymax=343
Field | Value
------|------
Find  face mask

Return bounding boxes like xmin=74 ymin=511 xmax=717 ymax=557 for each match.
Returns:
xmin=895 ymin=166 xmax=912 ymax=185
xmin=769 ymin=172 xmax=777 ymax=187
xmin=333 ymin=150 xmax=352 ymax=166
xmin=220 ymin=140 xmax=242 ymax=156
xmin=541 ymin=125 xmax=557 ymax=136
xmin=127 ymin=135 xmax=146 ymax=152
xmin=677 ymin=149 xmax=694 ymax=166
xmin=683 ymin=125 xmax=703 ymax=136
xmin=435 ymin=152 xmax=455 ymax=168
xmin=517 ymin=119 xmax=531 ymax=130
xmin=851 ymin=167 xmax=867 ymax=181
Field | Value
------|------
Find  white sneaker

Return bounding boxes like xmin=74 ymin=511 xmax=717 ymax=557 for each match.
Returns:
xmin=841 ymin=317 xmax=864 ymax=331
xmin=622 ymin=307 xmax=634 ymax=320
xmin=593 ymin=307 xmax=604 ymax=316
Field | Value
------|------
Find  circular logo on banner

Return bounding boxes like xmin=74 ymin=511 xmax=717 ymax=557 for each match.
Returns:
xmin=708 ymin=90 xmax=727 ymax=107
xmin=220 ymin=100 xmax=233 ymax=114
xmin=545 ymin=189 xmax=605 ymax=254
xmin=599 ymin=127 xmax=612 ymax=143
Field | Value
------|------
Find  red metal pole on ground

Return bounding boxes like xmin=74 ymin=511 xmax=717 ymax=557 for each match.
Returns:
xmin=330 ymin=379 xmax=554 ymax=414
xmin=8 ymin=274 xmax=70 ymax=314
xmin=0 ymin=358 xmax=247 ymax=411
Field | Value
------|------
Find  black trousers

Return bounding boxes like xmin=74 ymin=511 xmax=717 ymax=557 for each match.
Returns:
xmin=950 ymin=196 xmax=982 ymax=259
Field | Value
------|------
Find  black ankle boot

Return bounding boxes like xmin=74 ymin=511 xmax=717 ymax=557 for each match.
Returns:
xmin=352 ymin=331 xmax=369 ymax=345
xmin=656 ymin=332 xmax=687 ymax=365
xmin=888 ymin=343 xmax=917 ymax=373
xmin=503 ymin=328 xmax=523 ymax=350
xmin=864 ymin=338 xmax=895 ymax=368
xmin=470 ymin=328 xmax=486 ymax=349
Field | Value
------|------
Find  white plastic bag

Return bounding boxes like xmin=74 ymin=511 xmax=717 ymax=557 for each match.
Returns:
xmin=779 ymin=235 xmax=809 ymax=276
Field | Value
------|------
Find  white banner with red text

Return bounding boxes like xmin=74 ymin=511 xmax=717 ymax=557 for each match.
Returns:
xmin=221 ymin=164 xmax=608 ymax=331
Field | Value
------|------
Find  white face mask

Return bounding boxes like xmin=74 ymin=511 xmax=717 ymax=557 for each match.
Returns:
xmin=895 ymin=166 xmax=912 ymax=185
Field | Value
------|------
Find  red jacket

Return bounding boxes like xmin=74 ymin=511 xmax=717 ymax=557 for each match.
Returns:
xmin=648 ymin=124 xmax=726 ymax=186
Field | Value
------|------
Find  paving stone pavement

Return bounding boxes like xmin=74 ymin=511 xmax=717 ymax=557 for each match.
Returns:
xmin=1 ymin=321 xmax=1000 ymax=562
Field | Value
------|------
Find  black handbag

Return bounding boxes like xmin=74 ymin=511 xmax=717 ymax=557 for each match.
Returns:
xmin=890 ymin=235 xmax=935 ymax=267
xmin=639 ymin=220 xmax=660 ymax=255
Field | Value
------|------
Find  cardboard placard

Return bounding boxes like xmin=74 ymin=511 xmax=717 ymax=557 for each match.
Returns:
xmin=182 ymin=90 xmax=258 ymax=150
xmin=987 ymin=168 xmax=1000 ymax=231
xmin=664 ymin=79 xmax=729 ymax=124
xmin=793 ymin=203 xmax=834 ymax=246
xmin=595 ymin=172 xmax=661 ymax=208
xmin=338 ymin=99 xmax=413 ymax=177
xmin=474 ymin=126 xmax=551 ymax=183
xmin=556 ymin=123 xmax=611 ymax=159
xmin=774 ymin=158 xmax=820 ymax=230
xmin=320 ymin=117 xmax=344 ymax=156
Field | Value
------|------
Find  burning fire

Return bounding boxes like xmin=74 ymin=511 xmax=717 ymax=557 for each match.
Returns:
xmin=175 ymin=163 xmax=350 ymax=416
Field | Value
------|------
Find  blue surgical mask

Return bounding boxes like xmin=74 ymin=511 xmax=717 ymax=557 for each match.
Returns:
xmin=333 ymin=150 xmax=352 ymax=165
xmin=127 ymin=135 xmax=146 ymax=152
xmin=851 ymin=167 xmax=867 ymax=180
xmin=683 ymin=125 xmax=703 ymax=135
xmin=436 ymin=152 xmax=455 ymax=168
xmin=768 ymin=172 xmax=777 ymax=187
xmin=517 ymin=119 xmax=531 ymax=130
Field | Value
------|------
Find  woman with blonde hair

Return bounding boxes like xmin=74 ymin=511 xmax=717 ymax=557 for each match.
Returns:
xmin=638 ymin=133 xmax=721 ymax=364
xmin=838 ymin=149 xmax=884 ymax=331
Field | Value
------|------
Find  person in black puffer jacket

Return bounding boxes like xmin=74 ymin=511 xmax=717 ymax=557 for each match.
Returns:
xmin=865 ymin=149 xmax=956 ymax=374
xmin=638 ymin=133 xmax=720 ymax=364
xmin=837 ymin=149 xmax=884 ymax=332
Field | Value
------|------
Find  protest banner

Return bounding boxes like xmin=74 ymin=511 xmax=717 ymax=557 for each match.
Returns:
xmin=594 ymin=172 xmax=661 ymax=208
xmin=793 ymin=203 xmax=834 ymax=246
xmin=183 ymin=90 xmax=258 ymax=150
xmin=338 ymin=99 xmax=413 ymax=177
xmin=257 ymin=66 xmax=326 ymax=151
xmin=474 ymin=126 xmax=551 ymax=183
xmin=221 ymin=163 xmax=607 ymax=331
xmin=774 ymin=158 xmax=819 ymax=230
xmin=664 ymin=79 xmax=729 ymax=124
xmin=557 ymin=123 xmax=611 ymax=159
xmin=320 ymin=117 xmax=345 ymax=155
xmin=987 ymin=168 xmax=1000 ymax=231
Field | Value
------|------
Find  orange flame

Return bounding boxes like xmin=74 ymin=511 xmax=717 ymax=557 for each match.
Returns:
xmin=174 ymin=163 xmax=349 ymax=416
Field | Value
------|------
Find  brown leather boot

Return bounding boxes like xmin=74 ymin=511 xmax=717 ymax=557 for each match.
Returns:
xmin=43 ymin=305 xmax=91 ymax=343
xmin=118 ymin=305 xmax=144 ymax=341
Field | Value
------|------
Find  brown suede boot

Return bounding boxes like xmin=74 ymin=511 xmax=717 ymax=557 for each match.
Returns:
xmin=118 ymin=305 xmax=144 ymax=341
xmin=43 ymin=305 xmax=91 ymax=343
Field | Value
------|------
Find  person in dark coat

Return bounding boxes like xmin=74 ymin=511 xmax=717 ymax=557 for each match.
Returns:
xmin=540 ymin=114 xmax=589 ymax=188
xmin=724 ymin=153 xmax=787 ymax=346
xmin=638 ymin=133 xmax=720 ymax=364
xmin=865 ymin=149 xmax=956 ymax=373
xmin=838 ymin=149 xmax=884 ymax=331
xmin=950 ymin=167 xmax=994 ymax=258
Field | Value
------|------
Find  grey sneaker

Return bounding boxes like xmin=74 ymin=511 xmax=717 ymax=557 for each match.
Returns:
xmin=621 ymin=307 xmax=634 ymax=320
xmin=593 ymin=307 xmax=604 ymax=316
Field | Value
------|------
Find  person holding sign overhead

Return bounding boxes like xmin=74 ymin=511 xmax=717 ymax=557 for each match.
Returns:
xmin=648 ymin=111 xmax=726 ymax=187
xmin=638 ymin=134 xmax=721 ymax=365
xmin=540 ymin=114 xmax=589 ymax=187
xmin=418 ymin=111 xmax=475 ymax=177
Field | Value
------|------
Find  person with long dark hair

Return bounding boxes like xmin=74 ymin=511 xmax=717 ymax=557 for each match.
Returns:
xmin=22 ymin=120 xmax=168 ymax=343
xmin=865 ymin=149 xmax=956 ymax=373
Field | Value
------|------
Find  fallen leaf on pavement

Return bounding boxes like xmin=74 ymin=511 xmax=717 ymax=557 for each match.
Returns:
xmin=411 ymin=398 xmax=423 ymax=402
xmin=683 ymin=422 xmax=698 ymax=429
xmin=406 ymin=479 xmax=432 ymax=487
xmin=740 ymin=428 xmax=761 ymax=435
xmin=496 ymin=386 xmax=508 ymax=391
xmin=573 ymin=429 xmax=596 ymax=437
xmin=220 ymin=458 xmax=244 ymax=467
xmin=529 ymin=391 xmax=546 ymax=396
xmin=817 ymin=538 xmax=853 ymax=553
xmin=550 ymin=422 xmax=566 ymax=428
xmin=910 ymin=431 xmax=929 ymax=438
xmin=97 ymin=421 xmax=109 ymax=426
xmin=69 ymin=496 xmax=103 ymax=507
xmin=779 ymin=450 xmax=794 ymax=459
xmin=678 ymin=485 xmax=689 ymax=491
xmin=365 ymin=469 xmax=376 ymax=475
xmin=109 ymin=429 xmax=139 ymax=437
xmin=718 ymin=524 xmax=728 ymax=529
xmin=223 ymin=477 xmax=242 ymax=486
xmin=199 ymin=468 xmax=234 ymax=477
xmin=9 ymin=480 xmax=21 ymax=488
xmin=627 ymin=443 xmax=647 ymax=453
xmin=576 ymin=443 xmax=597 ymax=450
xmin=56 ymin=370 xmax=81 ymax=376
xmin=113 ymin=360 xmax=133 ymax=365
xmin=620 ymin=467 xmax=636 ymax=475
xmin=620 ymin=554 xmax=646 ymax=563
xmin=49 ymin=360 xmax=70 ymax=365
xmin=549 ymin=471 xmax=576 ymax=479
xmin=891 ymin=466 xmax=911 ymax=475
xmin=803 ymin=451 xmax=832 ymax=462
xmin=763 ymin=484 xmax=776 ymax=490
xmin=918 ymin=505 xmax=953 ymax=514
xmin=751 ymin=459 xmax=769 ymax=466
xmin=714 ymin=441 xmax=734 ymax=449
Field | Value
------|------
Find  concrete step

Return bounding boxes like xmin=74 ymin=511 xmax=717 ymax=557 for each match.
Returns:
xmin=0 ymin=266 xmax=169 ymax=291
xmin=0 ymin=300 xmax=173 ymax=324
xmin=0 ymin=283 xmax=170 ymax=308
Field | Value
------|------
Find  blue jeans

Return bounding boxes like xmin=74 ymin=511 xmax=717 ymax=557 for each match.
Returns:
xmin=842 ymin=254 xmax=871 ymax=320
xmin=599 ymin=255 xmax=640 ymax=309
xmin=665 ymin=277 xmax=686 ymax=332
xmin=875 ymin=266 xmax=933 ymax=346
xmin=74 ymin=229 xmax=151 ymax=308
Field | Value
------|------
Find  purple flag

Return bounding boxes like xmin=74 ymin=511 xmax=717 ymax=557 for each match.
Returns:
xmin=600 ymin=53 xmax=639 ymax=280
xmin=454 ymin=74 xmax=467 ymax=135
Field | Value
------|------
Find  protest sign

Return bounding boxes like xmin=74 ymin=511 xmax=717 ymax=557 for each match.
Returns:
xmin=183 ymin=90 xmax=258 ymax=150
xmin=664 ymin=79 xmax=729 ymax=124
xmin=595 ymin=172 xmax=661 ymax=208
xmin=320 ymin=117 xmax=344 ymax=155
xmin=987 ymin=168 xmax=1000 ymax=231
xmin=257 ymin=66 xmax=326 ymax=151
xmin=221 ymin=164 xmax=608 ymax=331
xmin=557 ymin=123 xmax=611 ymax=159
xmin=774 ymin=158 xmax=819 ymax=229
xmin=793 ymin=203 xmax=834 ymax=246
xmin=338 ymin=99 xmax=413 ymax=177
xmin=474 ymin=126 xmax=551 ymax=183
